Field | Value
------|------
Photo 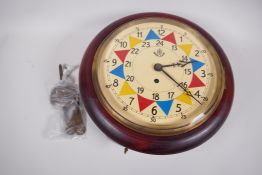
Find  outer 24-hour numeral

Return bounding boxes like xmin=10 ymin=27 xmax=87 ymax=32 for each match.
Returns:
xmin=126 ymin=75 xmax=134 ymax=82
xmin=172 ymin=45 xmax=177 ymax=50
xmin=152 ymin=93 xmax=160 ymax=100
xmin=142 ymin=41 xmax=150 ymax=48
xmin=168 ymin=92 xmax=175 ymax=99
xmin=181 ymin=55 xmax=188 ymax=62
xmin=137 ymin=87 xmax=144 ymax=94
xmin=156 ymin=40 xmax=164 ymax=46
xmin=184 ymin=68 xmax=192 ymax=75
xmin=179 ymin=82 xmax=188 ymax=89
xmin=131 ymin=48 xmax=139 ymax=54
xmin=125 ymin=61 xmax=131 ymax=67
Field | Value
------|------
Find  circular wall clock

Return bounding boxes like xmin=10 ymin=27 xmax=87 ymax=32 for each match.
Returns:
xmin=79 ymin=12 xmax=234 ymax=154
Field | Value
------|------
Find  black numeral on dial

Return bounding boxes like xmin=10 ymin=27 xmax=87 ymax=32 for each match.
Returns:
xmin=158 ymin=29 xmax=165 ymax=36
xmin=172 ymin=45 xmax=177 ymax=50
xmin=156 ymin=40 xmax=164 ymax=46
xmin=129 ymin=97 xmax=134 ymax=105
xmin=113 ymin=79 xmax=118 ymax=87
xmin=152 ymin=93 xmax=160 ymax=100
xmin=112 ymin=59 xmax=117 ymax=66
xmin=176 ymin=104 xmax=182 ymax=112
xmin=125 ymin=61 xmax=131 ymax=67
xmin=120 ymin=41 xmax=127 ymax=48
xmin=137 ymin=31 xmax=142 ymax=38
xmin=194 ymin=90 xmax=200 ymax=98
xmin=201 ymin=70 xmax=206 ymax=77
xmin=137 ymin=87 xmax=144 ymax=94
xmin=151 ymin=106 xmax=158 ymax=115
xmin=142 ymin=41 xmax=150 ymax=48
xmin=168 ymin=92 xmax=175 ymax=99
xmin=126 ymin=75 xmax=134 ymax=82
xmin=184 ymin=68 xmax=192 ymax=75
xmin=131 ymin=48 xmax=139 ymax=54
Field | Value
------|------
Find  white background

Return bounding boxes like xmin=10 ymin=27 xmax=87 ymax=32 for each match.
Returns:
xmin=0 ymin=0 xmax=261 ymax=175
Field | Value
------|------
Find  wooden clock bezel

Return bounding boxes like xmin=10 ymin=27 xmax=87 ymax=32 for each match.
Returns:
xmin=79 ymin=12 xmax=234 ymax=154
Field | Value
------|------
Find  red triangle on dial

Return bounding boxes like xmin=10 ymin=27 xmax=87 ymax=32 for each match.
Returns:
xmin=137 ymin=95 xmax=155 ymax=112
xmin=114 ymin=50 xmax=130 ymax=63
xmin=189 ymin=74 xmax=205 ymax=88
xmin=162 ymin=32 xmax=176 ymax=44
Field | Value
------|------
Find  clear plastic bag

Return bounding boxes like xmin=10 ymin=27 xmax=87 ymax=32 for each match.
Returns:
xmin=47 ymin=64 xmax=86 ymax=139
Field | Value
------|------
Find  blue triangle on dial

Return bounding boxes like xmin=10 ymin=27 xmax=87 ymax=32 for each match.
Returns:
xmin=145 ymin=29 xmax=160 ymax=40
xmin=156 ymin=100 xmax=173 ymax=116
xmin=190 ymin=58 xmax=205 ymax=72
xmin=110 ymin=64 xmax=125 ymax=79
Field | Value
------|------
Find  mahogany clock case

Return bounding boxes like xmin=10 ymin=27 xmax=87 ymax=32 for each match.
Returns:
xmin=79 ymin=12 xmax=234 ymax=155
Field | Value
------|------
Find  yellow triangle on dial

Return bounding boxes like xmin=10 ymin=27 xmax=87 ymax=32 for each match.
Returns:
xmin=176 ymin=92 xmax=192 ymax=105
xmin=119 ymin=81 xmax=136 ymax=96
xmin=178 ymin=44 xmax=193 ymax=56
xmin=129 ymin=36 xmax=143 ymax=48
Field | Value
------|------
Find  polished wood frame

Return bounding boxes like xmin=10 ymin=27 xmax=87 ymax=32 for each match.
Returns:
xmin=79 ymin=12 xmax=234 ymax=154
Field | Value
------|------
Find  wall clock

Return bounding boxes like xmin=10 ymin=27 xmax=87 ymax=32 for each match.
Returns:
xmin=79 ymin=12 xmax=234 ymax=154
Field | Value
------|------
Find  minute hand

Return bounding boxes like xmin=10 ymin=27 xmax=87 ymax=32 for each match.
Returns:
xmin=160 ymin=68 xmax=202 ymax=105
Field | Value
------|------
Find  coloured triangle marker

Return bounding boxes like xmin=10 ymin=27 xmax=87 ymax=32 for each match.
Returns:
xmin=190 ymin=58 xmax=205 ymax=72
xmin=129 ymin=36 xmax=143 ymax=48
xmin=156 ymin=100 xmax=173 ymax=116
xmin=137 ymin=95 xmax=155 ymax=111
xmin=119 ymin=81 xmax=136 ymax=96
xmin=114 ymin=50 xmax=130 ymax=62
xmin=179 ymin=44 xmax=192 ymax=56
xmin=145 ymin=29 xmax=160 ymax=40
xmin=176 ymin=92 xmax=192 ymax=105
xmin=162 ymin=32 xmax=176 ymax=44
xmin=110 ymin=64 xmax=125 ymax=79
xmin=189 ymin=74 xmax=205 ymax=88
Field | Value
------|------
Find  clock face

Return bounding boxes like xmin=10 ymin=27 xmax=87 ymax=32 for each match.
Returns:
xmin=92 ymin=18 xmax=225 ymax=136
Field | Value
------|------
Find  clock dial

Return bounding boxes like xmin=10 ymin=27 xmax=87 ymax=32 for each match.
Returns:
xmin=92 ymin=18 xmax=225 ymax=136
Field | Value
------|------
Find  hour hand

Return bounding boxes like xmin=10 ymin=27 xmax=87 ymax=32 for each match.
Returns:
xmin=161 ymin=60 xmax=195 ymax=68
xmin=153 ymin=63 xmax=202 ymax=105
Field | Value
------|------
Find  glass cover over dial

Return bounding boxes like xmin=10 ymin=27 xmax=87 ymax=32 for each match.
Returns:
xmin=92 ymin=18 xmax=225 ymax=136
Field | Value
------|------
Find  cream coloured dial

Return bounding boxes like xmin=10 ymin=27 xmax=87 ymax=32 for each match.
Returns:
xmin=92 ymin=18 xmax=224 ymax=136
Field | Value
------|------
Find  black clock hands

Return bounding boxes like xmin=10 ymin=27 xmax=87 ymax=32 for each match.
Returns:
xmin=154 ymin=63 xmax=202 ymax=105
xmin=161 ymin=60 xmax=195 ymax=68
